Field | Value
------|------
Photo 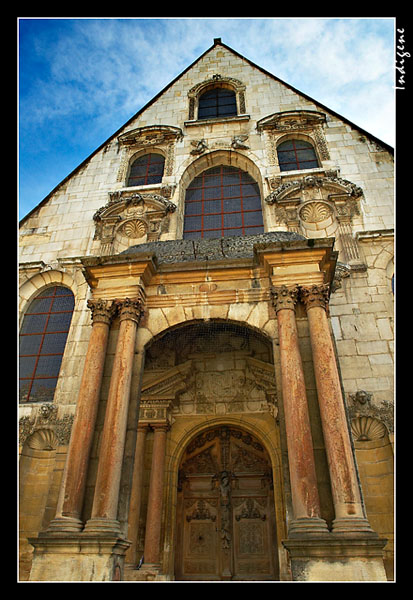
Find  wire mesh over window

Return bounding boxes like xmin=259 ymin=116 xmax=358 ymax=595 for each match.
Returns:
xmin=183 ymin=165 xmax=264 ymax=239
xmin=19 ymin=286 xmax=75 ymax=403
xmin=127 ymin=153 xmax=165 ymax=186
xmin=198 ymin=88 xmax=237 ymax=120
xmin=277 ymin=139 xmax=319 ymax=172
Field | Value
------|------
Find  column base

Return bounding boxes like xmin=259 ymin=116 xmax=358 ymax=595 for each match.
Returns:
xmin=282 ymin=537 xmax=388 ymax=581
xmin=124 ymin=563 xmax=162 ymax=581
xmin=331 ymin=516 xmax=377 ymax=537
xmin=288 ymin=517 xmax=330 ymax=538
xmin=28 ymin=532 xmax=130 ymax=581
xmin=46 ymin=516 xmax=84 ymax=534
xmin=83 ymin=517 xmax=122 ymax=537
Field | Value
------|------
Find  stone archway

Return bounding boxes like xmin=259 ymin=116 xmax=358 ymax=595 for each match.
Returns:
xmin=174 ymin=424 xmax=279 ymax=581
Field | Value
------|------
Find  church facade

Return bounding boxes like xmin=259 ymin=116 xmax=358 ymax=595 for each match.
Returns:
xmin=19 ymin=39 xmax=394 ymax=582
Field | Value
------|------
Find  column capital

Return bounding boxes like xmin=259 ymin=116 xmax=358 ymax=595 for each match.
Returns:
xmin=300 ymin=284 xmax=330 ymax=312
xmin=271 ymin=284 xmax=299 ymax=313
xmin=116 ymin=291 xmax=145 ymax=324
xmin=87 ymin=298 xmax=117 ymax=326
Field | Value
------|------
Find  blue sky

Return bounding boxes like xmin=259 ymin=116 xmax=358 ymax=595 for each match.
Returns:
xmin=18 ymin=17 xmax=396 ymax=221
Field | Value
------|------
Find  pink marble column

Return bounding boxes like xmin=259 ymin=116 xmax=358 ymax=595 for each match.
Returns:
xmin=126 ymin=423 xmax=150 ymax=564
xmin=48 ymin=299 xmax=116 ymax=533
xmin=272 ymin=285 xmax=329 ymax=537
xmin=301 ymin=284 xmax=375 ymax=536
xmin=84 ymin=295 xmax=145 ymax=536
xmin=143 ymin=424 xmax=168 ymax=565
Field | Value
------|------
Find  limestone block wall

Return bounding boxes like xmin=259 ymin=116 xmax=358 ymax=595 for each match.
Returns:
xmin=18 ymin=41 xmax=394 ymax=580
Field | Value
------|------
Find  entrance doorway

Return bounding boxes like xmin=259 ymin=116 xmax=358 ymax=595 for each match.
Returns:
xmin=175 ymin=425 xmax=279 ymax=581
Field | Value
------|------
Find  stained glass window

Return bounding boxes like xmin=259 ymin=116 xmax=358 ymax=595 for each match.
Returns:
xmin=19 ymin=286 xmax=75 ymax=403
xmin=127 ymin=153 xmax=165 ymax=186
xmin=183 ymin=165 xmax=263 ymax=239
xmin=198 ymin=88 xmax=237 ymax=120
xmin=277 ymin=139 xmax=319 ymax=172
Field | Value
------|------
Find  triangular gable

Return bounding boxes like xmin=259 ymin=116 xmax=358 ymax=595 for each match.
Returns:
xmin=19 ymin=38 xmax=393 ymax=227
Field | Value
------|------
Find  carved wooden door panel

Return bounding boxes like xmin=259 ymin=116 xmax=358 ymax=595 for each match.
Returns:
xmin=175 ymin=426 xmax=279 ymax=581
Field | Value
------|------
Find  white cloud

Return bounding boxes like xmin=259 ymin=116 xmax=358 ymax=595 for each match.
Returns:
xmin=19 ymin=18 xmax=395 ymax=219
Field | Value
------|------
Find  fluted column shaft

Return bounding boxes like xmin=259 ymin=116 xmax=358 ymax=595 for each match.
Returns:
xmin=143 ymin=424 xmax=168 ymax=565
xmin=272 ymin=285 xmax=328 ymax=537
xmin=48 ymin=299 xmax=116 ymax=533
xmin=84 ymin=295 xmax=145 ymax=536
xmin=301 ymin=284 xmax=375 ymax=536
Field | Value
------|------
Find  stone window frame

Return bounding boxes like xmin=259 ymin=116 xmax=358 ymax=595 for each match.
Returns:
xmin=186 ymin=74 xmax=247 ymax=123
xmin=257 ymin=110 xmax=330 ymax=173
xmin=124 ymin=149 xmax=167 ymax=188
xmin=116 ymin=125 xmax=183 ymax=185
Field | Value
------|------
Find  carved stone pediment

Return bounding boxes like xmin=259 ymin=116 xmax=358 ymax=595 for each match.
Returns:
xmin=141 ymin=360 xmax=193 ymax=400
xmin=257 ymin=110 xmax=326 ymax=132
xmin=117 ymin=125 xmax=183 ymax=147
xmin=265 ymin=174 xmax=363 ymax=206
xmin=93 ymin=191 xmax=177 ymax=253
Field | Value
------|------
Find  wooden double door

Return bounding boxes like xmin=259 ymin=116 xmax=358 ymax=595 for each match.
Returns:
xmin=175 ymin=426 xmax=279 ymax=581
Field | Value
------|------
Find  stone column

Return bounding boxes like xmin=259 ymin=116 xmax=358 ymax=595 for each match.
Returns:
xmin=84 ymin=294 xmax=145 ymax=536
xmin=143 ymin=424 xmax=168 ymax=566
xmin=301 ymin=284 xmax=375 ymax=536
xmin=271 ymin=285 xmax=329 ymax=537
xmin=125 ymin=423 xmax=150 ymax=565
xmin=48 ymin=299 xmax=116 ymax=533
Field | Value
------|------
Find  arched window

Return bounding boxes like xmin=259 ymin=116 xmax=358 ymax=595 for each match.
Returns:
xmin=198 ymin=88 xmax=237 ymax=120
xmin=183 ymin=165 xmax=264 ymax=239
xmin=127 ymin=153 xmax=165 ymax=187
xmin=19 ymin=286 xmax=75 ymax=403
xmin=277 ymin=139 xmax=319 ymax=172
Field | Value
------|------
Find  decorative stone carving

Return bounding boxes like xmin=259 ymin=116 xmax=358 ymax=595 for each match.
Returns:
xmin=257 ymin=110 xmax=330 ymax=163
xmin=190 ymin=139 xmax=208 ymax=155
xmin=265 ymin=174 xmax=364 ymax=265
xmin=270 ymin=285 xmax=299 ymax=313
xmin=265 ymin=175 xmax=363 ymax=206
xmin=93 ymin=191 xmax=176 ymax=254
xmin=331 ymin=261 xmax=352 ymax=293
xmin=116 ymin=125 xmax=183 ymax=180
xmin=257 ymin=110 xmax=327 ymax=133
xmin=188 ymin=75 xmax=246 ymax=120
xmin=350 ymin=416 xmax=387 ymax=442
xmin=231 ymin=134 xmax=249 ymax=149
xmin=347 ymin=390 xmax=394 ymax=435
xmin=299 ymin=201 xmax=333 ymax=224
xmin=116 ymin=294 xmax=145 ymax=325
xmin=87 ymin=298 xmax=117 ymax=325
xmin=300 ymin=284 xmax=330 ymax=312
xmin=19 ymin=403 xmax=74 ymax=447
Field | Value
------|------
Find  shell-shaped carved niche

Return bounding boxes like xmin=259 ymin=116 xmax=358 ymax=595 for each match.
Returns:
xmin=350 ymin=416 xmax=387 ymax=442
xmin=26 ymin=428 xmax=58 ymax=451
xmin=299 ymin=201 xmax=333 ymax=223
xmin=118 ymin=219 xmax=147 ymax=239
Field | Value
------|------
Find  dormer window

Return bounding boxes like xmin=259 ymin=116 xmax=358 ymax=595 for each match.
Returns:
xmin=126 ymin=153 xmax=165 ymax=187
xmin=277 ymin=139 xmax=319 ymax=172
xmin=187 ymin=75 xmax=247 ymax=122
xmin=198 ymin=88 xmax=237 ymax=120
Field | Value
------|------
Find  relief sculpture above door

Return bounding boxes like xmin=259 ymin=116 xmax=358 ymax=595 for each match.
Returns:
xmin=175 ymin=426 xmax=279 ymax=581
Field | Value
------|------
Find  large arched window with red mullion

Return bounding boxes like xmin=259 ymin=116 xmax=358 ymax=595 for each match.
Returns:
xmin=183 ymin=165 xmax=264 ymax=239
xmin=19 ymin=286 xmax=75 ymax=403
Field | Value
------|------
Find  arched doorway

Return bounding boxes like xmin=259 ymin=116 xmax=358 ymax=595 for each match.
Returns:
xmin=174 ymin=425 xmax=279 ymax=581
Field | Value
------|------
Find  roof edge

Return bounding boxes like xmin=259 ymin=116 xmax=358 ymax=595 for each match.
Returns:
xmin=19 ymin=38 xmax=394 ymax=227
